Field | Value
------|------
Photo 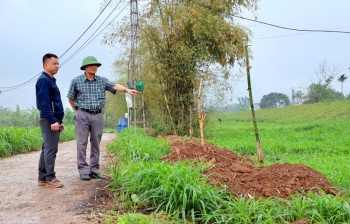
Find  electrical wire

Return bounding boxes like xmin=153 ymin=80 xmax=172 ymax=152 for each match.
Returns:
xmin=71 ymin=3 xmax=128 ymax=57
xmin=0 ymin=3 xmax=127 ymax=94
xmin=0 ymin=73 xmax=41 ymax=90
xmin=0 ymin=0 xmax=113 ymax=91
xmin=195 ymin=2 xmax=350 ymax=34
xmin=254 ymin=26 xmax=350 ymax=40
xmin=58 ymin=0 xmax=112 ymax=59
xmin=60 ymin=0 xmax=125 ymax=67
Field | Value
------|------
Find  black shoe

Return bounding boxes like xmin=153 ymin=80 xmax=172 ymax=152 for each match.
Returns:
xmin=90 ymin=172 xmax=106 ymax=179
xmin=80 ymin=174 xmax=91 ymax=180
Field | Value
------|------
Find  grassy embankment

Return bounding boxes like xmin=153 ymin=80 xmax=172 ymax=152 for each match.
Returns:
xmin=105 ymin=101 xmax=350 ymax=223
xmin=206 ymin=101 xmax=350 ymax=191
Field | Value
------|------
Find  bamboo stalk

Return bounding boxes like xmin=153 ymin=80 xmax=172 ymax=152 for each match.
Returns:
xmin=244 ymin=41 xmax=264 ymax=163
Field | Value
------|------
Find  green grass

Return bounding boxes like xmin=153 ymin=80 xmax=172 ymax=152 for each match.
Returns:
xmin=206 ymin=110 xmax=350 ymax=194
xmin=106 ymin=117 xmax=350 ymax=223
xmin=59 ymin=125 xmax=76 ymax=142
xmin=0 ymin=127 xmax=41 ymax=157
xmin=105 ymin=211 xmax=176 ymax=224
xmin=107 ymin=129 xmax=171 ymax=163
xmin=0 ymin=125 xmax=76 ymax=158
xmin=103 ymin=128 xmax=118 ymax=133
xmin=216 ymin=100 xmax=350 ymax=123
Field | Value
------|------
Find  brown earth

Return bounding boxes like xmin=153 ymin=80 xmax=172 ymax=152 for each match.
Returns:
xmin=0 ymin=133 xmax=116 ymax=224
xmin=160 ymin=135 xmax=338 ymax=199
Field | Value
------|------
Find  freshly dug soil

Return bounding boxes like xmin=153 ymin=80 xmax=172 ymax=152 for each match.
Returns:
xmin=160 ymin=136 xmax=337 ymax=199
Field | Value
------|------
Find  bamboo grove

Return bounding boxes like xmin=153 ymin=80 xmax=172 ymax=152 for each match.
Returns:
xmin=103 ymin=0 xmax=259 ymax=134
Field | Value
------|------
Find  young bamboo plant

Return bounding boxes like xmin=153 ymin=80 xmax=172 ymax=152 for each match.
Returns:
xmin=244 ymin=40 xmax=264 ymax=163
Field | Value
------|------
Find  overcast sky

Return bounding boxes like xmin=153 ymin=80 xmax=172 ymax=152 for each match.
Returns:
xmin=1 ymin=0 xmax=350 ymax=110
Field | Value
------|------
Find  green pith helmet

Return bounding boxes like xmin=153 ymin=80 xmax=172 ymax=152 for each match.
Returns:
xmin=80 ymin=56 xmax=102 ymax=70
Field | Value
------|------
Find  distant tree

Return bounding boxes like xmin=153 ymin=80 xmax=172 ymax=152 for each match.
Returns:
xmin=25 ymin=106 xmax=39 ymax=126
xmin=13 ymin=105 xmax=22 ymax=126
xmin=63 ymin=108 xmax=76 ymax=126
xmin=0 ymin=106 xmax=12 ymax=126
xmin=237 ymin=97 xmax=250 ymax=111
xmin=346 ymin=93 xmax=350 ymax=100
xmin=303 ymin=61 xmax=344 ymax=104
xmin=338 ymin=74 xmax=347 ymax=95
xmin=260 ymin=92 xmax=290 ymax=109
xmin=313 ymin=61 xmax=340 ymax=86
xmin=292 ymin=90 xmax=305 ymax=104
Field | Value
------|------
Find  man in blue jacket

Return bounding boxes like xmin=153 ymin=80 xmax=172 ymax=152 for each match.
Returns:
xmin=36 ymin=53 xmax=65 ymax=188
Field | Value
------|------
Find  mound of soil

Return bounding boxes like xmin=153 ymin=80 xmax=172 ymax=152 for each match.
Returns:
xmin=160 ymin=136 xmax=337 ymax=199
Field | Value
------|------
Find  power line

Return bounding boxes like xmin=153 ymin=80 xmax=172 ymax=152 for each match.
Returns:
xmin=254 ymin=25 xmax=350 ymax=40
xmin=58 ymin=0 xmax=112 ymax=59
xmin=0 ymin=73 xmax=40 ymax=90
xmin=60 ymin=0 xmax=125 ymax=67
xmin=195 ymin=2 xmax=350 ymax=34
xmin=67 ymin=3 xmax=128 ymax=61
xmin=237 ymin=16 xmax=350 ymax=34
xmin=0 ymin=0 xmax=118 ymax=93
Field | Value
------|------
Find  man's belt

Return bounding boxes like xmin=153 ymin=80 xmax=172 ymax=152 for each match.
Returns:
xmin=79 ymin=108 xmax=102 ymax=114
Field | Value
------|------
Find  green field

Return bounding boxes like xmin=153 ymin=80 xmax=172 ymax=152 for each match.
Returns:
xmin=106 ymin=101 xmax=350 ymax=223
xmin=206 ymin=121 xmax=350 ymax=192
xmin=0 ymin=125 xmax=76 ymax=158
xmin=0 ymin=125 xmax=121 ymax=158
xmin=206 ymin=101 xmax=350 ymax=192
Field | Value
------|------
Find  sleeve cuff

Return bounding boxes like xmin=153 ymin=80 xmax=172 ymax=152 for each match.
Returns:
xmin=48 ymin=117 xmax=57 ymax=124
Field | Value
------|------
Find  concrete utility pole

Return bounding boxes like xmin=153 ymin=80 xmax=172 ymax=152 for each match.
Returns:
xmin=244 ymin=40 xmax=264 ymax=163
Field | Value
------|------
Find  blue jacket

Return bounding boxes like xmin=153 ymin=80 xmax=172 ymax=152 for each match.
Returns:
xmin=36 ymin=72 xmax=64 ymax=124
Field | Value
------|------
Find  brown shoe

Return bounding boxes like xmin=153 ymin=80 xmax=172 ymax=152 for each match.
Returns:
xmin=38 ymin=180 xmax=46 ymax=186
xmin=46 ymin=178 xmax=64 ymax=188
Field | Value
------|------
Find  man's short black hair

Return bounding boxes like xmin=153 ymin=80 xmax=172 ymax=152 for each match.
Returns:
xmin=42 ymin=53 xmax=58 ymax=66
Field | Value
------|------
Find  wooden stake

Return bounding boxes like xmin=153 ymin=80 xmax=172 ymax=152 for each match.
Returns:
xmin=189 ymin=106 xmax=193 ymax=139
xmin=197 ymin=78 xmax=207 ymax=148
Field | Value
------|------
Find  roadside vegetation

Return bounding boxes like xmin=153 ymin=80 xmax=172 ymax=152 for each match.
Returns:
xmin=0 ymin=105 xmax=118 ymax=158
xmin=105 ymin=128 xmax=350 ymax=223
xmin=105 ymin=101 xmax=350 ymax=223
xmin=0 ymin=125 xmax=75 ymax=158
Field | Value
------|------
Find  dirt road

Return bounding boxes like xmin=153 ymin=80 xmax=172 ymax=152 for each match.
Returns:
xmin=0 ymin=133 xmax=116 ymax=224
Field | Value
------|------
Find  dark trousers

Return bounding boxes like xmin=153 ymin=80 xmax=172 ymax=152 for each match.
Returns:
xmin=75 ymin=110 xmax=103 ymax=175
xmin=38 ymin=118 xmax=60 ymax=182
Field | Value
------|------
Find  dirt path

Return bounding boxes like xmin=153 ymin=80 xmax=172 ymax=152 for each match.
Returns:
xmin=0 ymin=133 xmax=116 ymax=224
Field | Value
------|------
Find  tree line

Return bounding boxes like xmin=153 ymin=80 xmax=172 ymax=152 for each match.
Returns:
xmin=232 ymin=61 xmax=349 ymax=110
xmin=0 ymin=106 xmax=116 ymax=128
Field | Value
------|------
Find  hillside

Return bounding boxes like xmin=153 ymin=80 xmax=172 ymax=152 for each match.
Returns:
xmin=216 ymin=101 xmax=350 ymax=123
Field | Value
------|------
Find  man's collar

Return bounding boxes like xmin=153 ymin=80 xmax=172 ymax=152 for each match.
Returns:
xmin=42 ymin=71 xmax=56 ymax=81
xmin=83 ymin=73 xmax=97 ymax=81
